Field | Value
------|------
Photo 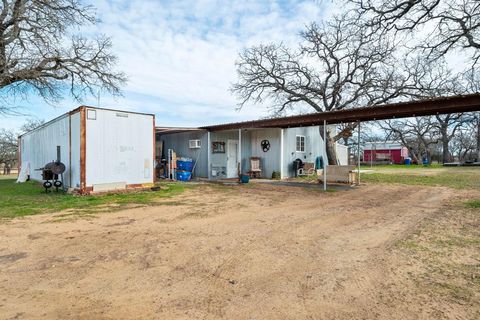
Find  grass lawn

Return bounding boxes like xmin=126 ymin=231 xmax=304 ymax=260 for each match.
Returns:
xmin=360 ymin=165 xmax=480 ymax=190
xmin=0 ymin=178 xmax=190 ymax=219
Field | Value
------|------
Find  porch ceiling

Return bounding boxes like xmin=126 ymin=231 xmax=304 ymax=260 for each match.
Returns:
xmin=201 ymin=94 xmax=480 ymax=131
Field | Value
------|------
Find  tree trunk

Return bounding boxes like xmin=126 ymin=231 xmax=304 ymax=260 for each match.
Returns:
xmin=439 ymin=124 xmax=450 ymax=163
xmin=319 ymin=126 xmax=339 ymax=165
xmin=326 ymin=134 xmax=339 ymax=165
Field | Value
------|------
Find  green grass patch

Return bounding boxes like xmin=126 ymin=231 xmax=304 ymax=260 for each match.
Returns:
xmin=361 ymin=164 xmax=444 ymax=170
xmin=465 ymin=199 xmax=480 ymax=208
xmin=0 ymin=179 xmax=190 ymax=219
xmin=361 ymin=171 xmax=480 ymax=189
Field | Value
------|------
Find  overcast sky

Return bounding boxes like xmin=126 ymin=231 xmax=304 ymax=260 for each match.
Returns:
xmin=1 ymin=0 xmax=331 ymax=132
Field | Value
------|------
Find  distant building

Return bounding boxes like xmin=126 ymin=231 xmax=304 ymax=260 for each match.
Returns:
xmin=363 ymin=141 xmax=408 ymax=164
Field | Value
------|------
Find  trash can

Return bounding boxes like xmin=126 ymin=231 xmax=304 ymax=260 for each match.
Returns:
xmin=422 ymin=156 xmax=429 ymax=166
xmin=176 ymin=170 xmax=192 ymax=181
xmin=404 ymin=158 xmax=411 ymax=165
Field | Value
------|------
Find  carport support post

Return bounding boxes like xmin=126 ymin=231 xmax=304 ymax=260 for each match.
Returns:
xmin=357 ymin=121 xmax=361 ymax=185
xmin=238 ymin=129 xmax=242 ymax=177
xmin=207 ymin=131 xmax=212 ymax=180
xmin=323 ymin=120 xmax=327 ymax=191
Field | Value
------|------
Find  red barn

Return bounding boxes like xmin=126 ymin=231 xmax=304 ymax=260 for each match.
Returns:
xmin=363 ymin=142 xmax=408 ymax=164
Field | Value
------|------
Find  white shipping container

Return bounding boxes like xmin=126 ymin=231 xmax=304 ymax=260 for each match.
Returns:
xmin=18 ymin=106 xmax=155 ymax=193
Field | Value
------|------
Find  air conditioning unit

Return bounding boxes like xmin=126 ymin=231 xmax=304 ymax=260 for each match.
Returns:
xmin=189 ymin=139 xmax=201 ymax=149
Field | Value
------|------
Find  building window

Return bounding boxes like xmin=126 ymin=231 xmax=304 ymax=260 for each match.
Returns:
xmin=87 ymin=109 xmax=96 ymax=120
xmin=296 ymin=135 xmax=305 ymax=152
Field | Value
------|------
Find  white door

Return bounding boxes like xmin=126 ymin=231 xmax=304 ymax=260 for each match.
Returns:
xmin=227 ymin=140 xmax=239 ymax=178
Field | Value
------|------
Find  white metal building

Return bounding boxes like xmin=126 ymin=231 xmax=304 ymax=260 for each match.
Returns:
xmin=18 ymin=106 xmax=155 ymax=194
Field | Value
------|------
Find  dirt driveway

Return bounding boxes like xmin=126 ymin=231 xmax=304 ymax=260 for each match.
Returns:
xmin=0 ymin=183 xmax=478 ymax=319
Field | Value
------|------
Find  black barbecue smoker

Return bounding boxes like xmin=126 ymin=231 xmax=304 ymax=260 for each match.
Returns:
xmin=36 ymin=146 xmax=66 ymax=193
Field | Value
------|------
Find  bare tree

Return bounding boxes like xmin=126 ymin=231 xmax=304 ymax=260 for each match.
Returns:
xmin=19 ymin=118 xmax=44 ymax=134
xmin=0 ymin=127 xmax=17 ymax=172
xmin=348 ymin=0 xmax=480 ymax=67
xmin=434 ymin=113 xmax=474 ymax=163
xmin=0 ymin=118 xmax=43 ymax=173
xmin=232 ymin=15 xmax=420 ymax=164
xmin=381 ymin=117 xmax=439 ymax=164
xmin=0 ymin=0 xmax=126 ymax=114
xmin=450 ymin=120 xmax=478 ymax=161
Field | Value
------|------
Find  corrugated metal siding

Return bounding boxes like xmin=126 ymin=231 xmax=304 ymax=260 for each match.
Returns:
xmin=159 ymin=131 xmax=208 ymax=178
xmin=282 ymin=126 xmax=326 ymax=178
xmin=244 ymin=128 xmax=281 ymax=178
xmin=70 ymin=113 xmax=81 ymax=188
xmin=208 ymin=129 xmax=282 ymax=178
xmin=240 ymin=130 xmax=251 ymax=174
xmin=210 ymin=130 xmax=239 ymax=173
xmin=85 ymin=108 xmax=154 ymax=186
xmin=20 ymin=114 xmax=76 ymax=187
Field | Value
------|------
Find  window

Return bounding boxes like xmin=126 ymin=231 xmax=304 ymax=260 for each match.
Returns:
xmin=86 ymin=109 xmax=96 ymax=120
xmin=296 ymin=135 xmax=305 ymax=152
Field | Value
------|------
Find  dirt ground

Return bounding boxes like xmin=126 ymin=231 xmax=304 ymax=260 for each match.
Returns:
xmin=0 ymin=182 xmax=478 ymax=319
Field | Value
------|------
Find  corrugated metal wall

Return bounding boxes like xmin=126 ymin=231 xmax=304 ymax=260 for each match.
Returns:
xmin=20 ymin=114 xmax=77 ymax=187
xmin=85 ymin=108 xmax=154 ymax=187
xmin=159 ymin=131 xmax=208 ymax=178
xmin=243 ymin=128 xmax=281 ymax=178
xmin=69 ymin=113 xmax=81 ymax=188
xmin=282 ymin=126 xmax=326 ymax=178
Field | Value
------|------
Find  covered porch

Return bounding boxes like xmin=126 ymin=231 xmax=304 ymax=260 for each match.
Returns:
xmin=207 ymin=128 xmax=282 ymax=180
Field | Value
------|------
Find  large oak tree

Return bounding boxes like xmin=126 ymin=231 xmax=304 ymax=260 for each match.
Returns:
xmin=0 ymin=0 xmax=126 ymax=114
xmin=232 ymin=15 xmax=424 ymax=164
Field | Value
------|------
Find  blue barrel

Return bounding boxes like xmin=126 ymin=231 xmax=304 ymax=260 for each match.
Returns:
xmin=240 ymin=174 xmax=250 ymax=183
xmin=405 ymin=158 xmax=411 ymax=165
xmin=176 ymin=170 xmax=192 ymax=181
xmin=177 ymin=159 xmax=194 ymax=172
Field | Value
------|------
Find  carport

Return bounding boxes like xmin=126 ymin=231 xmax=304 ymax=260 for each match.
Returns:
xmin=203 ymin=94 xmax=480 ymax=190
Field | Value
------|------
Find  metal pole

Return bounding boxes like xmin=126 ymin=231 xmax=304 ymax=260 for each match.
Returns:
xmin=323 ymin=120 xmax=327 ymax=191
xmin=357 ymin=121 xmax=361 ymax=185
xmin=280 ymin=128 xmax=284 ymax=179
xmin=238 ymin=129 xmax=242 ymax=178
xmin=207 ymin=131 xmax=211 ymax=180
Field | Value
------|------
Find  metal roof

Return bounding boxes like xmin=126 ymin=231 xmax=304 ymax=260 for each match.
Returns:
xmin=201 ymin=93 xmax=480 ymax=131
